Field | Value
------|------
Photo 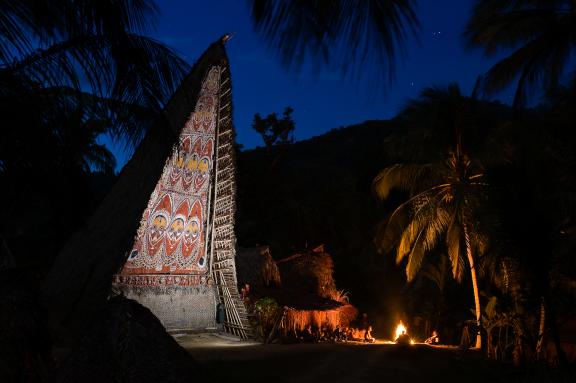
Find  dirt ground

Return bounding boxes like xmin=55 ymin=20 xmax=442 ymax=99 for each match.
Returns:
xmin=176 ymin=333 xmax=510 ymax=383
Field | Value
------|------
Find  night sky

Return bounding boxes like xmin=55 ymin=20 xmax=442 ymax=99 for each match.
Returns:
xmin=109 ymin=0 xmax=513 ymax=167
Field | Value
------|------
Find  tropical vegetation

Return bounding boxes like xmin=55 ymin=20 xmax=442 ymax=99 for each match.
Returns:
xmin=0 ymin=0 xmax=574 ymax=381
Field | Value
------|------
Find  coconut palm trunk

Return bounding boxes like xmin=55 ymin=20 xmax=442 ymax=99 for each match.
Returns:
xmin=463 ymin=218 xmax=482 ymax=349
xmin=536 ymin=297 xmax=546 ymax=358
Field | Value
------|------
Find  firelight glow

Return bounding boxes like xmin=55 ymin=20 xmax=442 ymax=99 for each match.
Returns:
xmin=394 ymin=321 xmax=407 ymax=340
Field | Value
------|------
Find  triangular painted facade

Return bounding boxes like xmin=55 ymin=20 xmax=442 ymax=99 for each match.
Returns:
xmin=113 ymin=39 xmax=250 ymax=337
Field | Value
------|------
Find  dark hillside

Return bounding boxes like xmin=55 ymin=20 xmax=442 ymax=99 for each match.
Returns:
xmin=236 ymin=120 xmax=406 ymax=321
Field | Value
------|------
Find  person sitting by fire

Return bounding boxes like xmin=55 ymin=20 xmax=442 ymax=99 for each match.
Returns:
xmin=364 ymin=326 xmax=375 ymax=343
xmin=425 ymin=330 xmax=440 ymax=345
xmin=301 ymin=325 xmax=314 ymax=342
xmin=396 ymin=330 xmax=411 ymax=345
xmin=335 ymin=326 xmax=348 ymax=342
xmin=240 ymin=283 xmax=250 ymax=301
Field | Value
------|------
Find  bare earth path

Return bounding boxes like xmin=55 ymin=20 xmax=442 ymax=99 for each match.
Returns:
xmin=177 ymin=334 xmax=508 ymax=383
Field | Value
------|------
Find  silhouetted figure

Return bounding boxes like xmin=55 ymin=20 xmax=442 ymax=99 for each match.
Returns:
xmin=425 ymin=330 xmax=440 ymax=344
xmin=396 ymin=330 xmax=410 ymax=345
xmin=302 ymin=325 xmax=314 ymax=342
xmin=364 ymin=326 xmax=375 ymax=343
xmin=216 ymin=302 xmax=226 ymax=331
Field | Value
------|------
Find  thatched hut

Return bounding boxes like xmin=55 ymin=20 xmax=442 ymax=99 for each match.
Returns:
xmin=236 ymin=246 xmax=281 ymax=292
xmin=275 ymin=245 xmax=357 ymax=334
xmin=276 ymin=245 xmax=336 ymax=299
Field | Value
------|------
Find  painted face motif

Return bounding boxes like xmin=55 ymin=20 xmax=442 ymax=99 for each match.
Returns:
xmin=204 ymin=69 xmax=219 ymax=93
xmin=166 ymin=217 xmax=184 ymax=243
xmin=187 ymin=153 xmax=198 ymax=171
xmin=185 ymin=220 xmax=199 ymax=240
xmin=147 ymin=194 xmax=171 ymax=256
xmin=182 ymin=138 xmax=201 ymax=190
xmin=198 ymin=157 xmax=210 ymax=173
xmin=182 ymin=200 xmax=202 ymax=258
xmin=170 ymin=138 xmax=191 ymax=186
xmin=193 ymin=140 xmax=213 ymax=191
xmin=119 ymin=66 xmax=221 ymax=275
xmin=166 ymin=200 xmax=189 ymax=256
xmin=191 ymin=95 xmax=216 ymax=132
xmin=149 ymin=215 xmax=167 ymax=243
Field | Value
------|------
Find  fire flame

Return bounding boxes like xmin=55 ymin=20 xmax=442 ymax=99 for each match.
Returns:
xmin=394 ymin=321 xmax=407 ymax=340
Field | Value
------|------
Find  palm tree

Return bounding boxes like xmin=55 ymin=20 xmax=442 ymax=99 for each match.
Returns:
xmin=248 ymin=0 xmax=419 ymax=87
xmin=373 ymin=147 xmax=488 ymax=348
xmin=464 ymin=0 xmax=576 ymax=109
xmin=0 ymin=0 xmax=190 ymax=145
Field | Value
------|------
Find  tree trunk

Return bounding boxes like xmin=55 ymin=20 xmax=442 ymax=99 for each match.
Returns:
xmin=463 ymin=220 xmax=482 ymax=349
xmin=536 ymin=296 xmax=546 ymax=359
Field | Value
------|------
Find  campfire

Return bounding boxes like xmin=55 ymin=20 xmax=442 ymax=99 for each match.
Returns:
xmin=394 ymin=321 xmax=415 ymax=345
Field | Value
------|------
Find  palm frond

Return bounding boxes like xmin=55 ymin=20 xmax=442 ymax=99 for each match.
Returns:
xmin=396 ymin=195 xmax=449 ymax=280
xmin=447 ymin=218 xmax=465 ymax=282
xmin=248 ymin=0 xmax=419 ymax=86
xmin=405 ymin=227 xmax=426 ymax=281
xmin=0 ymin=0 xmax=62 ymax=63
xmin=85 ymin=142 xmax=117 ymax=173
xmin=7 ymin=33 xmax=189 ymax=147
xmin=465 ymin=0 xmax=576 ymax=107
xmin=396 ymin=212 xmax=426 ymax=263
xmin=423 ymin=207 xmax=450 ymax=251
xmin=373 ymin=163 xmax=434 ymax=199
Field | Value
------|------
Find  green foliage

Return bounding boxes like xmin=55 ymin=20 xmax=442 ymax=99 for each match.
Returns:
xmin=254 ymin=297 xmax=282 ymax=341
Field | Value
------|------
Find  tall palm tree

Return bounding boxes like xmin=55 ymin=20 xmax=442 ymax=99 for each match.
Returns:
xmin=464 ymin=0 xmax=576 ymax=109
xmin=249 ymin=0 xmax=419 ymax=87
xmin=373 ymin=147 xmax=488 ymax=348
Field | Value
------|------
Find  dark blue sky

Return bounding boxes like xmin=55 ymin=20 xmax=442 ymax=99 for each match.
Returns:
xmin=109 ymin=0 xmax=513 ymax=165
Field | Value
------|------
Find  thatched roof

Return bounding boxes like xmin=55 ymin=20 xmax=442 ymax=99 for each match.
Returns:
xmin=283 ymin=304 xmax=358 ymax=331
xmin=236 ymin=246 xmax=281 ymax=289
xmin=273 ymin=245 xmax=359 ymax=329
xmin=276 ymin=245 xmax=336 ymax=299
xmin=43 ymin=38 xmax=232 ymax=340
